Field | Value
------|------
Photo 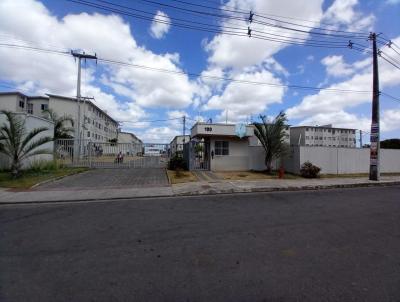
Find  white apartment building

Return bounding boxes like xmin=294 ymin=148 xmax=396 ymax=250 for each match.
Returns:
xmin=46 ymin=94 xmax=119 ymax=142
xmin=0 ymin=92 xmax=120 ymax=142
xmin=170 ymin=135 xmax=190 ymax=155
xmin=0 ymin=91 xmax=49 ymax=115
xmin=290 ymin=125 xmax=357 ymax=148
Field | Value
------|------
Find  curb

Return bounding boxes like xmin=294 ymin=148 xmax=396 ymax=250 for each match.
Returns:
xmin=1 ymin=180 xmax=399 ymax=206
xmin=173 ymin=181 xmax=400 ymax=197
xmin=29 ymin=169 xmax=91 ymax=189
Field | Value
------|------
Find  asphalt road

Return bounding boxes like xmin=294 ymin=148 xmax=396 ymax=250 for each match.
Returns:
xmin=1 ymin=186 xmax=400 ymax=302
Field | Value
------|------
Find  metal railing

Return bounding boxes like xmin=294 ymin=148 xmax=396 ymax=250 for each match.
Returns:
xmin=55 ymin=139 xmax=171 ymax=169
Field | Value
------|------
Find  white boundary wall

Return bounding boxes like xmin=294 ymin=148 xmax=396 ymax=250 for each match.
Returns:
xmin=284 ymin=146 xmax=400 ymax=174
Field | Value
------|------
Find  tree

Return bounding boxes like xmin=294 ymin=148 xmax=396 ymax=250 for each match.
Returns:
xmin=253 ymin=111 xmax=289 ymax=174
xmin=0 ymin=110 xmax=53 ymax=177
xmin=42 ymin=109 xmax=74 ymax=139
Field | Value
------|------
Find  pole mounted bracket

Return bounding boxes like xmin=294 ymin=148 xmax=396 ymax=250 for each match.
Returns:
xmin=247 ymin=26 xmax=252 ymax=37
xmin=248 ymin=10 xmax=254 ymax=23
xmin=347 ymin=40 xmax=353 ymax=49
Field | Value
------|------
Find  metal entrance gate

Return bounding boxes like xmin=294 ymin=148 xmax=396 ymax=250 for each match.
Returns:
xmin=184 ymin=140 xmax=210 ymax=170
xmin=55 ymin=139 xmax=170 ymax=169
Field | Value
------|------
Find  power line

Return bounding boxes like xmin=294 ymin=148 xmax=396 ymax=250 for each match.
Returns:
xmin=0 ymin=42 xmax=374 ymax=94
xmin=379 ymin=53 xmax=400 ymax=70
xmin=119 ymin=117 xmax=183 ymax=124
xmin=381 ymin=91 xmax=400 ymax=103
xmin=90 ymin=0 xmax=357 ymax=46
xmin=66 ymin=0 xmax=368 ymax=48
xmin=97 ymin=57 xmax=371 ymax=93
xmin=169 ymin=0 xmax=371 ymax=34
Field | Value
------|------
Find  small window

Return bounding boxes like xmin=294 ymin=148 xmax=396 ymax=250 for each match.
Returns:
xmin=215 ymin=141 xmax=229 ymax=156
xmin=19 ymin=100 xmax=25 ymax=108
xmin=87 ymin=131 xmax=90 ymax=138
xmin=41 ymin=104 xmax=48 ymax=111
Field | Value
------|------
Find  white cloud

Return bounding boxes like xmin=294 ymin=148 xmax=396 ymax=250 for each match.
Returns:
xmin=321 ymin=55 xmax=357 ymax=77
xmin=203 ymin=69 xmax=286 ymax=122
xmin=287 ymin=37 xmax=400 ymax=133
xmin=0 ymin=0 xmax=196 ymax=128
xmin=323 ymin=0 xmax=375 ymax=31
xmin=150 ymin=11 xmax=170 ymax=39
xmin=205 ymin=0 xmax=324 ymax=69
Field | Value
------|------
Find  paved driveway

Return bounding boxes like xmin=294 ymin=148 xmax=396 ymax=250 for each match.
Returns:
xmin=36 ymin=168 xmax=169 ymax=190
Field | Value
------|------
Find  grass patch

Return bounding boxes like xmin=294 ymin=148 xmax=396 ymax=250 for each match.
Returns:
xmin=216 ymin=170 xmax=300 ymax=180
xmin=0 ymin=167 xmax=88 ymax=189
xmin=167 ymin=170 xmax=198 ymax=184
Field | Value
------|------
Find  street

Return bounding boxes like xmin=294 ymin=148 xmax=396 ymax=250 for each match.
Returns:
xmin=1 ymin=186 xmax=400 ymax=302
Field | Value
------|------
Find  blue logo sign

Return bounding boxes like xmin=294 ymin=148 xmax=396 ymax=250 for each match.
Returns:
xmin=235 ymin=123 xmax=247 ymax=138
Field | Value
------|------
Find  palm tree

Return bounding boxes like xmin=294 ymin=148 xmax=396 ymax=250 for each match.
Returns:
xmin=42 ymin=109 xmax=74 ymax=139
xmin=253 ymin=111 xmax=288 ymax=174
xmin=0 ymin=110 xmax=53 ymax=177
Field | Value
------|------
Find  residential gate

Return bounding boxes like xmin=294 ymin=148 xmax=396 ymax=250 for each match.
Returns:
xmin=185 ymin=140 xmax=210 ymax=170
xmin=55 ymin=139 xmax=170 ymax=169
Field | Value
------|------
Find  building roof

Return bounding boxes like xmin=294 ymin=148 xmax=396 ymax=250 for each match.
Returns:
xmin=0 ymin=91 xmax=49 ymax=100
xmin=170 ymin=135 xmax=190 ymax=144
xmin=46 ymin=93 xmax=119 ymax=125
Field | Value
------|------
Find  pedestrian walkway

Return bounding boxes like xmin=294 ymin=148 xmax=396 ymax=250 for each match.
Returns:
xmin=1 ymin=176 xmax=399 ymax=205
xmin=192 ymin=171 xmax=222 ymax=182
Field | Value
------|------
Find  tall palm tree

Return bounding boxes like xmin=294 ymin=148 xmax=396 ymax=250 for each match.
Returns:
xmin=0 ymin=110 xmax=53 ymax=177
xmin=253 ymin=111 xmax=288 ymax=174
xmin=42 ymin=109 xmax=74 ymax=139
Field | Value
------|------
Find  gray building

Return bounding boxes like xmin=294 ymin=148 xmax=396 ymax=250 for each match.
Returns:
xmin=170 ymin=135 xmax=190 ymax=155
xmin=290 ymin=125 xmax=357 ymax=148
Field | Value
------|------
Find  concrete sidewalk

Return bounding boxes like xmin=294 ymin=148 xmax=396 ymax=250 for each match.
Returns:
xmin=0 ymin=176 xmax=399 ymax=204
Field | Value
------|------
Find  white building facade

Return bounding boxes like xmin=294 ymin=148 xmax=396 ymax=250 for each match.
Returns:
xmin=0 ymin=92 xmax=120 ymax=142
xmin=290 ymin=125 xmax=357 ymax=148
xmin=47 ymin=94 xmax=119 ymax=142
xmin=170 ymin=135 xmax=190 ymax=155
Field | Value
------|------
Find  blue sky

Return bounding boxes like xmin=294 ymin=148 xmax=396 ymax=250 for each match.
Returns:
xmin=0 ymin=0 xmax=399 ymax=142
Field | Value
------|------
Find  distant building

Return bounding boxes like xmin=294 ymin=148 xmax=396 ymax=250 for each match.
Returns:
xmin=117 ymin=131 xmax=142 ymax=145
xmin=0 ymin=92 xmax=120 ymax=142
xmin=117 ymin=131 xmax=143 ymax=155
xmin=169 ymin=135 xmax=190 ymax=155
xmin=290 ymin=125 xmax=357 ymax=148
xmin=46 ymin=94 xmax=119 ymax=142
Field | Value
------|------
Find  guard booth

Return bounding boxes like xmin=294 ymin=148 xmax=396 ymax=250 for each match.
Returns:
xmin=188 ymin=122 xmax=254 ymax=171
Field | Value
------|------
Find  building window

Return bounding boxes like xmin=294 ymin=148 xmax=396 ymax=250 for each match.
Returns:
xmin=215 ymin=141 xmax=229 ymax=156
xmin=41 ymin=104 xmax=48 ymax=111
xmin=87 ymin=131 xmax=90 ymax=138
xmin=27 ymin=103 xmax=33 ymax=114
xmin=19 ymin=100 xmax=25 ymax=108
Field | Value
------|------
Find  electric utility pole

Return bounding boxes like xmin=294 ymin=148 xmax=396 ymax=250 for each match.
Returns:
xmin=71 ymin=50 xmax=97 ymax=142
xmin=368 ymin=33 xmax=380 ymax=181
xmin=182 ymin=115 xmax=186 ymax=143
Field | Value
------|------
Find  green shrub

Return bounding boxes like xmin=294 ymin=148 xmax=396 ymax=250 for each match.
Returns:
xmin=300 ymin=161 xmax=321 ymax=178
xmin=168 ymin=155 xmax=187 ymax=170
